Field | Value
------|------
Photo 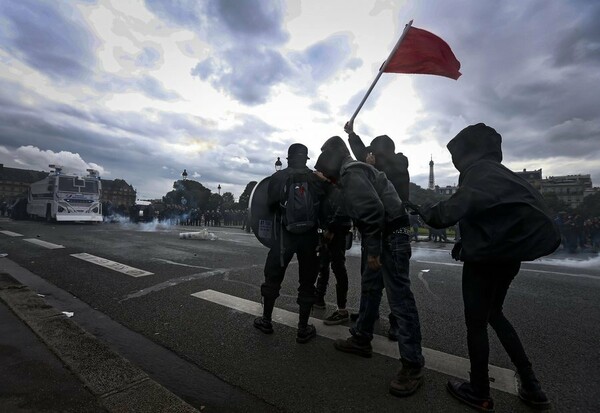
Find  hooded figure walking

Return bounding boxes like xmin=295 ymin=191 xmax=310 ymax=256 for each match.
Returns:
xmin=412 ymin=124 xmax=560 ymax=411
xmin=316 ymin=136 xmax=425 ymax=397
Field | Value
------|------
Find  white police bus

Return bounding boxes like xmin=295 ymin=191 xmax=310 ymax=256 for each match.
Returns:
xmin=27 ymin=165 xmax=103 ymax=222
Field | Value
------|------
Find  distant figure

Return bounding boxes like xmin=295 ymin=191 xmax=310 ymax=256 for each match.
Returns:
xmin=414 ymin=123 xmax=560 ymax=411
xmin=409 ymin=214 xmax=420 ymax=242
xmin=254 ymin=143 xmax=325 ymax=343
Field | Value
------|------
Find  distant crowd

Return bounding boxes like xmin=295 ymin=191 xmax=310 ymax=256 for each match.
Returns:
xmin=555 ymin=213 xmax=600 ymax=253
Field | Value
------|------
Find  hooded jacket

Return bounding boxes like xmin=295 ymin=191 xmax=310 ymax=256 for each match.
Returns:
xmin=419 ymin=123 xmax=560 ymax=262
xmin=316 ymin=144 xmax=409 ymax=256
xmin=348 ymin=133 xmax=410 ymax=201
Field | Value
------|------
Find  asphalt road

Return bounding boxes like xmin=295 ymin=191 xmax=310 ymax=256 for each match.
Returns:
xmin=1 ymin=217 xmax=599 ymax=412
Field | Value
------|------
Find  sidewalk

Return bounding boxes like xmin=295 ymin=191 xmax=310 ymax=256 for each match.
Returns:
xmin=0 ymin=270 xmax=201 ymax=413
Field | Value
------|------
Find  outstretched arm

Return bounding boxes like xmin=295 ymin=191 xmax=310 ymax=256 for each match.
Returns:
xmin=345 ymin=121 xmax=369 ymax=162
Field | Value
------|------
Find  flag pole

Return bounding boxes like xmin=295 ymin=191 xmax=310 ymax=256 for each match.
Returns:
xmin=347 ymin=19 xmax=413 ymax=128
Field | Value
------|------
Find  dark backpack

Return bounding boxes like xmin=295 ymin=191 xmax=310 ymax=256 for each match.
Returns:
xmin=280 ymin=172 xmax=318 ymax=233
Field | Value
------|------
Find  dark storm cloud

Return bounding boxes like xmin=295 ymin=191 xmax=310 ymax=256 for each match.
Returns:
xmin=208 ymin=0 xmax=289 ymax=44
xmin=0 ymin=0 xmax=97 ymax=82
xmin=401 ymin=0 xmax=600 ymax=172
xmin=136 ymin=76 xmax=181 ymax=100
xmin=135 ymin=47 xmax=162 ymax=68
xmin=94 ymin=74 xmax=181 ymax=101
xmin=192 ymin=48 xmax=292 ymax=104
xmin=144 ymin=0 xmax=287 ymax=45
xmin=289 ymin=34 xmax=360 ymax=84
xmin=143 ymin=0 xmax=206 ymax=29
xmin=149 ymin=1 xmax=359 ymax=105
xmin=191 ymin=33 xmax=360 ymax=104
xmin=0 ymin=75 xmax=284 ymax=196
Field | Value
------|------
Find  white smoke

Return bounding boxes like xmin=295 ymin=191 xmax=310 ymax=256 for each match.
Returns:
xmin=533 ymin=254 xmax=600 ymax=269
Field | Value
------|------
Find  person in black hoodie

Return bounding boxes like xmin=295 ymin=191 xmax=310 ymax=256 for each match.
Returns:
xmin=313 ymin=180 xmax=353 ymax=325
xmin=413 ymin=123 xmax=559 ymax=411
xmin=254 ymin=143 xmax=326 ymax=344
xmin=344 ymin=123 xmax=410 ymax=341
xmin=316 ymin=136 xmax=425 ymax=398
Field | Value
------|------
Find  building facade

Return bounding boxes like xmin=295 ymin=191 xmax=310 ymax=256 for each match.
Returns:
xmin=515 ymin=168 xmax=593 ymax=208
xmin=100 ymin=178 xmax=136 ymax=208
xmin=515 ymin=168 xmax=542 ymax=190
xmin=0 ymin=164 xmax=47 ymax=204
xmin=539 ymin=174 xmax=593 ymax=209
xmin=434 ymin=184 xmax=458 ymax=196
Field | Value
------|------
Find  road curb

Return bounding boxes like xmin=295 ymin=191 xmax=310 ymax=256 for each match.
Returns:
xmin=0 ymin=272 xmax=201 ymax=413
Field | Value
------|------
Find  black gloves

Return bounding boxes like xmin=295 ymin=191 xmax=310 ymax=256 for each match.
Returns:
xmin=404 ymin=201 xmax=420 ymax=215
xmin=451 ymin=241 xmax=462 ymax=261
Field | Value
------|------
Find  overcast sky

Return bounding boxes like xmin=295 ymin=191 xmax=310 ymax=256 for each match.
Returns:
xmin=1 ymin=0 xmax=599 ymax=200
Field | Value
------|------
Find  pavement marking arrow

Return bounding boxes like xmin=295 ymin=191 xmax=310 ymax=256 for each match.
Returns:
xmin=191 ymin=289 xmax=518 ymax=395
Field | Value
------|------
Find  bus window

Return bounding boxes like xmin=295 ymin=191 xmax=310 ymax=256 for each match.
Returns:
xmin=59 ymin=177 xmax=78 ymax=192
xmin=82 ymin=180 xmax=99 ymax=194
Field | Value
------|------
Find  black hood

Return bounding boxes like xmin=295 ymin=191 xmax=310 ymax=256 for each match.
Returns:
xmin=367 ymin=134 xmax=395 ymax=156
xmin=316 ymin=136 xmax=351 ymax=181
xmin=447 ymin=123 xmax=502 ymax=172
xmin=315 ymin=151 xmax=350 ymax=181
xmin=321 ymin=136 xmax=350 ymax=155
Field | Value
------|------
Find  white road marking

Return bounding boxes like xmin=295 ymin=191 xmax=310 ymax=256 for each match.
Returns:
xmin=71 ymin=253 xmax=153 ymax=277
xmin=123 ymin=269 xmax=228 ymax=300
xmin=521 ymin=267 xmax=600 ymax=280
xmin=416 ymin=260 xmax=462 ymax=267
xmin=191 ymin=289 xmax=518 ymax=395
xmin=152 ymin=258 xmax=212 ymax=269
xmin=23 ymin=238 xmax=65 ymax=249
xmin=415 ymin=260 xmax=599 ymax=280
xmin=417 ymin=270 xmax=439 ymax=300
xmin=0 ymin=230 xmax=23 ymax=237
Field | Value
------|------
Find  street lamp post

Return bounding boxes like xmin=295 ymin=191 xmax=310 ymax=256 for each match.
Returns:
xmin=275 ymin=157 xmax=282 ymax=171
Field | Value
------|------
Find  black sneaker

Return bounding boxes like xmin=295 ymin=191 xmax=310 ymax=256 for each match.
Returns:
xmin=324 ymin=310 xmax=349 ymax=325
xmin=253 ymin=317 xmax=274 ymax=334
xmin=389 ymin=362 xmax=424 ymax=397
xmin=313 ymin=296 xmax=326 ymax=310
xmin=333 ymin=336 xmax=372 ymax=358
xmin=447 ymin=380 xmax=494 ymax=412
xmin=296 ymin=324 xmax=317 ymax=344
xmin=517 ymin=371 xmax=551 ymax=410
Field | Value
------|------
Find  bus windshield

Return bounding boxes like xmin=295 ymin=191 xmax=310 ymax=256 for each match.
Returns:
xmin=58 ymin=177 xmax=99 ymax=194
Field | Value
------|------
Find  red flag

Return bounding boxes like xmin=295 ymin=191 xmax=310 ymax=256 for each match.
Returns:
xmin=383 ymin=26 xmax=461 ymax=80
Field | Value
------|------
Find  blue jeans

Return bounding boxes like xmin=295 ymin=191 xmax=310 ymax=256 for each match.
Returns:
xmin=353 ymin=233 xmax=424 ymax=366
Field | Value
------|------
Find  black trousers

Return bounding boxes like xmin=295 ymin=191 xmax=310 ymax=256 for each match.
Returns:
xmin=462 ymin=260 xmax=532 ymax=393
xmin=261 ymin=230 xmax=319 ymax=307
xmin=315 ymin=231 xmax=349 ymax=309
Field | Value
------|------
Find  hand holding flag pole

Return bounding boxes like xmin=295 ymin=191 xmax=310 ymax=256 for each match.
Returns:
xmin=346 ymin=20 xmax=461 ymax=130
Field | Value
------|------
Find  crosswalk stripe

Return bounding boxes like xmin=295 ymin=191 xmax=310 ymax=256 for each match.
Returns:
xmin=191 ymin=289 xmax=517 ymax=395
xmin=71 ymin=253 xmax=153 ymax=277
xmin=416 ymin=260 xmax=599 ymax=280
xmin=0 ymin=230 xmax=23 ymax=237
xmin=23 ymin=238 xmax=65 ymax=249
